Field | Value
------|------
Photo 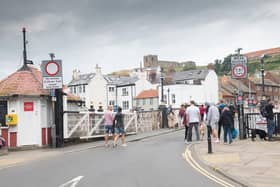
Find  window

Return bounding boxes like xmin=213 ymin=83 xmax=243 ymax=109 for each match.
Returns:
xmin=109 ymin=100 xmax=115 ymax=106
xmin=74 ymin=87 xmax=76 ymax=94
xmin=142 ymin=99 xmax=146 ymax=105
xmin=122 ymin=88 xmax=128 ymax=96
xmin=150 ymin=98 xmax=153 ymax=105
xmin=123 ymin=101 xmax=129 ymax=110
xmin=269 ymin=87 xmax=272 ymax=92
xmin=136 ymin=100 xmax=139 ymax=106
xmin=163 ymin=95 xmax=167 ymax=104
xmin=274 ymin=96 xmax=278 ymax=101
xmin=256 ymin=86 xmax=260 ymax=90
xmin=70 ymin=87 xmax=73 ymax=93
xmin=83 ymin=85 xmax=86 ymax=93
xmin=172 ymin=94 xmax=176 ymax=104
xmin=109 ymin=87 xmax=115 ymax=92
xmin=79 ymin=85 xmax=82 ymax=93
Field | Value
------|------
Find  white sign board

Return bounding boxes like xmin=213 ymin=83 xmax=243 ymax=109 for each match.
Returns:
xmin=41 ymin=60 xmax=63 ymax=89
xmin=231 ymin=55 xmax=247 ymax=79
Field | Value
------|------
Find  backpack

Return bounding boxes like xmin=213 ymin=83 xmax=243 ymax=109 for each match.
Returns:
xmin=260 ymin=105 xmax=269 ymax=118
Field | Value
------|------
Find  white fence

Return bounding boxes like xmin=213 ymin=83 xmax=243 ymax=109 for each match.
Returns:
xmin=64 ymin=109 xmax=180 ymax=139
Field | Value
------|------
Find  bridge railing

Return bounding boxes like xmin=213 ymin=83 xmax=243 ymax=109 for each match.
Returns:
xmin=64 ymin=109 xmax=180 ymax=139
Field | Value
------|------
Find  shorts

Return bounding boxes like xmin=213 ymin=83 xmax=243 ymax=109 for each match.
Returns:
xmin=115 ymin=127 xmax=125 ymax=135
xmin=210 ymin=122 xmax=218 ymax=130
xmin=105 ymin=125 xmax=114 ymax=134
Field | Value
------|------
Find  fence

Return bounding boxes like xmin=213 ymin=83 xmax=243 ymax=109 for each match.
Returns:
xmin=244 ymin=112 xmax=280 ymax=138
xmin=63 ymin=109 xmax=180 ymax=139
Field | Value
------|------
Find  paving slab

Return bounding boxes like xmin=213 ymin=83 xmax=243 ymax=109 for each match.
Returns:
xmin=194 ymin=138 xmax=280 ymax=187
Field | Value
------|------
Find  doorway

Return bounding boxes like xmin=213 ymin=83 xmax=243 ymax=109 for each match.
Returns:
xmin=0 ymin=101 xmax=7 ymax=127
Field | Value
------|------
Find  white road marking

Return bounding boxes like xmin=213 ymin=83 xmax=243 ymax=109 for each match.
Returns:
xmin=183 ymin=146 xmax=235 ymax=187
xmin=59 ymin=176 xmax=84 ymax=187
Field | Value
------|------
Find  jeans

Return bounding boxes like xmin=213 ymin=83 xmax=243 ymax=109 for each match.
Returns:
xmin=187 ymin=122 xmax=200 ymax=142
xmin=223 ymin=125 xmax=232 ymax=144
xmin=267 ymin=118 xmax=275 ymax=139
xmin=184 ymin=125 xmax=189 ymax=140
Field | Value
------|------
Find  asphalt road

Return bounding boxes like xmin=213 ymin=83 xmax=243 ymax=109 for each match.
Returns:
xmin=0 ymin=131 xmax=221 ymax=187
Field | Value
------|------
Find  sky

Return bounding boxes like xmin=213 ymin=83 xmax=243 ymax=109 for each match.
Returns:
xmin=1 ymin=0 xmax=280 ymax=83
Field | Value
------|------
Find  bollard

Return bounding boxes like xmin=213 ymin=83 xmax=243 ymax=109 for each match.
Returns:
xmin=207 ymin=125 xmax=212 ymax=154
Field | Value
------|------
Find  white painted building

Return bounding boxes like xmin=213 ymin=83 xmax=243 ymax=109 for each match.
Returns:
xmin=69 ymin=65 xmax=154 ymax=111
xmin=159 ymin=69 xmax=219 ymax=107
xmin=0 ymin=66 xmax=53 ymax=148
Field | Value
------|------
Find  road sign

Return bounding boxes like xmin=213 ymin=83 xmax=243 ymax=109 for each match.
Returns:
xmin=231 ymin=55 xmax=247 ymax=79
xmin=41 ymin=60 xmax=63 ymax=89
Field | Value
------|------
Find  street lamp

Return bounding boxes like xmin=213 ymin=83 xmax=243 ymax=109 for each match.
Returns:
xmin=167 ymin=88 xmax=170 ymax=106
xmin=159 ymin=67 xmax=168 ymax=128
xmin=260 ymin=54 xmax=266 ymax=101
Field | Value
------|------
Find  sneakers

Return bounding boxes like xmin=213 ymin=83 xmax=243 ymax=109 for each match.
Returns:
xmin=214 ymin=139 xmax=220 ymax=143
xmin=113 ymin=143 xmax=117 ymax=148
xmin=121 ymin=143 xmax=127 ymax=147
xmin=185 ymin=140 xmax=191 ymax=144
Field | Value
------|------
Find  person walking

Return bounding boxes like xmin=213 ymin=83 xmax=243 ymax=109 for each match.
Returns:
xmin=183 ymin=106 xmax=189 ymax=142
xmin=104 ymin=105 xmax=114 ymax=147
xmin=178 ymin=104 xmax=186 ymax=128
xmin=206 ymin=103 xmax=220 ymax=143
xmin=186 ymin=100 xmax=201 ymax=143
xmin=168 ymin=109 xmax=175 ymax=128
xmin=113 ymin=107 xmax=127 ymax=147
xmin=265 ymin=99 xmax=275 ymax=141
xmin=220 ymin=106 xmax=234 ymax=144
xmin=199 ymin=104 xmax=206 ymax=121
xmin=218 ymin=100 xmax=226 ymax=139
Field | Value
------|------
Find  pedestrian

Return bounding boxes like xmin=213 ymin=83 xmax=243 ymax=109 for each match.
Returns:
xmin=219 ymin=106 xmax=234 ymax=144
xmin=218 ymin=100 xmax=226 ymax=139
xmin=206 ymin=103 xmax=220 ymax=143
xmin=186 ymin=100 xmax=201 ymax=143
xmin=168 ymin=109 xmax=175 ymax=128
xmin=104 ymin=105 xmax=114 ymax=147
xmin=183 ymin=109 xmax=189 ymax=142
xmin=265 ymin=99 xmax=275 ymax=141
xmin=178 ymin=104 xmax=186 ymax=127
xmin=113 ymin=107 xmax=127 ymax=147
xmin=199 ymin=104 xmax=206 ymax=121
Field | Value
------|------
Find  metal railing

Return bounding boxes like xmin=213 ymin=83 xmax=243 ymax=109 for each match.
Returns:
xmin=244 ymin=112 xmax=280 ymax=138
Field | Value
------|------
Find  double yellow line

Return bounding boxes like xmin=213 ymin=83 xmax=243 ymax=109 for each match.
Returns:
xmin=183 ymin=145 xmax=235 ymax=187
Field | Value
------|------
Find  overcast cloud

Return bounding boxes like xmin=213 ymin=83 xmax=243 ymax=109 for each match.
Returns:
xmin=1 ymin=0 xmax=280 ymax=82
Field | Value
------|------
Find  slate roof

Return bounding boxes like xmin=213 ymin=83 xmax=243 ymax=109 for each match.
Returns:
xmin=135 ymin=89 xmax=158 ymax=99
xmin=0 ymin=66 xmax=49 ymax=97
xmin=105 ymin=75 xmax=139 ymax=86
xmin=171 ymin=69 xmax=209 ymax=82
xmin=68 ymin=73 xmax=95 ymax=86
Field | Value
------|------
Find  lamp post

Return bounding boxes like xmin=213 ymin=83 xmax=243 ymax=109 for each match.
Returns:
xmin=260 ymin=55 xmax=266 ymax=101
xmin=159 ymin=68 xmax=168 ymax=128
xmin=167 ymin=88 xmax=170 ymax=106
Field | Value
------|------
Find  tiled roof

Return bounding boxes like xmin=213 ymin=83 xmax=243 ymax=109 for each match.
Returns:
xmin=244 ymin=47 xmax=280 ymax=59
xmin=0 ymin=66 xmax=49 ymax=96
xmin=135 ymin=89 xmax=158 ymax=99
xmin=68 ymin=73 xmax=95 ymax=86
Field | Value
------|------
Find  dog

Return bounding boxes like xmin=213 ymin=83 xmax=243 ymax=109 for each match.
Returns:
xmin=251 ymin=129 xmax=267 ymax=141
xmin=199 ymin=123 xmax=205 ymax=141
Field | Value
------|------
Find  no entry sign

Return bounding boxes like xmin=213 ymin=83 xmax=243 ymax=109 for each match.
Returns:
xmin=41 ymin=60 xmax=63 ymax=89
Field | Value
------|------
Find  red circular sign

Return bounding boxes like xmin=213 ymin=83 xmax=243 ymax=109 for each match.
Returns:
xmin=232 ymin=64 xmax=246 ymax=78
xmin=45 ymin=61 xmax=60 ymax=76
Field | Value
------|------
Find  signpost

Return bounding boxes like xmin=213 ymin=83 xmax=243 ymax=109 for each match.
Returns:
xmin=231 ymin=55 xmax=247 ymax=79
xmin=42 ymin=60 xmax=63 ymax=89
xmin=41 ymin=58 xmax=64 ymax=148
xmin=231 ymin=50 xmax=247 ymax=139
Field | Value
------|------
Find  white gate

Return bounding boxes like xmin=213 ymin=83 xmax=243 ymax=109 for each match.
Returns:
xmin=64 ymin=111 xmax=137 ymax=139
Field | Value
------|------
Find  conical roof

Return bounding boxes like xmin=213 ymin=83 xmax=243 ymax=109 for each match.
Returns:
xmin=0 ymin=66 xmax=49 ymax=97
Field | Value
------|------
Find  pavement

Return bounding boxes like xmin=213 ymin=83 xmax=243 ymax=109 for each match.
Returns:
xmin=0 ymin=128 xmax=180 ymax=170
xmin=194 ymin=137 xmax=280 ymax=187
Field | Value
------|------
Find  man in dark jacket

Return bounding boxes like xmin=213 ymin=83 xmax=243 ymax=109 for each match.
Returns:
xmin=265 ymin=99 xmax=275 ymax=141
xmin=220 ymin=107 xmax=234 ymax=144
